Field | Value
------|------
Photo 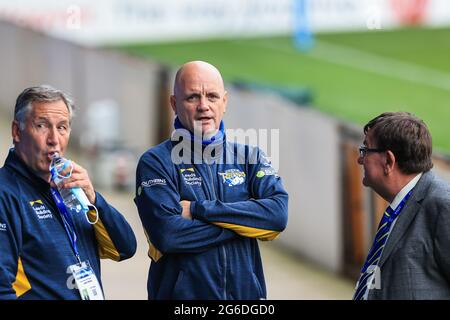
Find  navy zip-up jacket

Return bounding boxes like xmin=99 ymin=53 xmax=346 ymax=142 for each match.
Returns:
xmin=0 ymin=150 xmax=137 ymax=299
xmin=135 ymin=139 xmax=288 ymax=299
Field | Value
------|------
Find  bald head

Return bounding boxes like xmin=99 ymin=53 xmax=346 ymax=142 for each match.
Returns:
xmin=174 ymin=61 xmax=225 ymax=96
xmin=170 ymin=61 xmax=228 ymax=135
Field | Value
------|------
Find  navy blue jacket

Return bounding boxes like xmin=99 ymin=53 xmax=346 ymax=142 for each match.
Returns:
xmin=135 ymin=139 xmax=288 ymax=299
xmin=0 ymin=150 xmax=137 ymax=300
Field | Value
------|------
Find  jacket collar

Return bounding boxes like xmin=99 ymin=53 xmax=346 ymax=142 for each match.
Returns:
xmin=170 ymin=135 xmax=227 ymax=165
xmin=4 ymin=148 xmax=51 ymax=190
xmin=173 ymin=117 xmax=226 ymax=146
xmin=378 ymin=170 xmax=434 ymax=267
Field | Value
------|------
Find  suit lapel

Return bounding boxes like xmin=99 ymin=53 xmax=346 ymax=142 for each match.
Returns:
xmin=378 ymin=171 xmax=433 ymax=268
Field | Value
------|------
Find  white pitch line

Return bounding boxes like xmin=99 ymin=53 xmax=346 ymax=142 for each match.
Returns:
xmin=246 ymin=39 xmax=450 ymax=92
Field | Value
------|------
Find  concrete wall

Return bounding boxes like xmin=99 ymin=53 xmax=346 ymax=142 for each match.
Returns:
xmin=225 ymin=88 xmax=343 ymax=272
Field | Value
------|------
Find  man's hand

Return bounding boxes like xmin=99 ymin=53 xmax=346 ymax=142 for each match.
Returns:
xmin=51 ymin=161 xmax=96 ymax=204
xmin=180 ymin=200 xmax=192 ymax=220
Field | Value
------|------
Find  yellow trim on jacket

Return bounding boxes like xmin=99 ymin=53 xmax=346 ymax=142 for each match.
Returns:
xmin=143 ymin=230 xmax=163 ymax=262
xmin=213 ymin=222 xmax=280 ymax=241
xmin=140 ymin=221 xmax=279 ymax=263
xmin=13 ymin=257 xmax=31 ymax=297
xmin=88 ymin=209 xmax=121 ymax=261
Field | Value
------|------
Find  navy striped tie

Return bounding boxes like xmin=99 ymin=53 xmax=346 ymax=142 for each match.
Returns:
xmin=353 ymin=206 xmax=394 ymax=300
xmin=353 ymin=190 xmax=412 ymax=300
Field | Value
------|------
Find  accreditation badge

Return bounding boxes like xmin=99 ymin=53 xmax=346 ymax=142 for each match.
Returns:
xmin=69 ymin=261 xmax=104 ymax=300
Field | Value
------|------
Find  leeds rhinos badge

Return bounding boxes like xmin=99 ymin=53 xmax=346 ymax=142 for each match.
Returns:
xmin=218 ymin=169 xmax=246 ymax=187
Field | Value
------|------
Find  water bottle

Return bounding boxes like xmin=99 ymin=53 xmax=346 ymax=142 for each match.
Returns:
xmin=49 ymin=153 xmax=98 ymax=224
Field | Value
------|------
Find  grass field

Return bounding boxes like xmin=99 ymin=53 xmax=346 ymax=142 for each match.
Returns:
xmin=119 ymin=27 xmax=450 ymax=155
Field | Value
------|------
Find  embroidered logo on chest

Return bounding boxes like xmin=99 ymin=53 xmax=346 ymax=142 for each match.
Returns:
xmin=29 ymin=200 xmax=53 ymax=220
xmin=218 ymin=169 xmax=246 ymax=187
xmin=180 ymin=168 xmax=202 ymax=186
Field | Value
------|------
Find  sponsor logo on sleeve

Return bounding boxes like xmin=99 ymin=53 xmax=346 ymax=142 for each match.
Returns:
xmin=141 ymin=178 xmax=167 ymax=188
xmin=0 ymin=222 xmax=6 ymax=232
xmin=256 ymin=167 xmax=279 ymax=178
xmin=138 ymin=178 xmax=167 ymax=196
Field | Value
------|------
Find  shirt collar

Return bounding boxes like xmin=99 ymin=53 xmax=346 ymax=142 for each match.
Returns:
xmin=390 ymin=173 xmax=422 ymax=209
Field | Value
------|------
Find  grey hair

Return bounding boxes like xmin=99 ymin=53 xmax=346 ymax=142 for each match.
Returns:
xmin=14 ymin=85 xmax=75 ymax=130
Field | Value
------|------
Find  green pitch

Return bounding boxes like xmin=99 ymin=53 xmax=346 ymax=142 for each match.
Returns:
xmin=119 ymin=27 xmax=450 ymax=154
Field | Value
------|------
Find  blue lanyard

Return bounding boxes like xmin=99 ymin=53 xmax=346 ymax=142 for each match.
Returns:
xmin=50 ymin=187 xmax=82 ymax=264
xmin=387 ymin=190 xmax=413 ymax=223
xmin=360 ymin=189 xmax=413 ymax=274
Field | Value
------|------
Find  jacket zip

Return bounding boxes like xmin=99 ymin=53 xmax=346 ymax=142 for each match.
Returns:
xmin=207 ymin=164 xmax=227 ymax=300
xmin=222 ymin=246 xmax=227 ymax=299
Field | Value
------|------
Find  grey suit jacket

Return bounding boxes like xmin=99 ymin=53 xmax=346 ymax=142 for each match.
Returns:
xmin=368 ymin=171 xmax=450 ymax=299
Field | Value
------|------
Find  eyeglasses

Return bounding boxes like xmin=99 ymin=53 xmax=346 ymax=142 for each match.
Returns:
xmin=358 ymin=145 xmax=385 ymax=157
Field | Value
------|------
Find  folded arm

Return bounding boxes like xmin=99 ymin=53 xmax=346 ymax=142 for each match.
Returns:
xmin=191 ymin=149 xmax=288 ymax=241
xmin=134 ymin=151 xmax=240 ymax=261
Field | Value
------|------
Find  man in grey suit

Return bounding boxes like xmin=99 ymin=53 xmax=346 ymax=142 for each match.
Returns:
xmin=353 ymin=112 xmax=450 ymax=300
